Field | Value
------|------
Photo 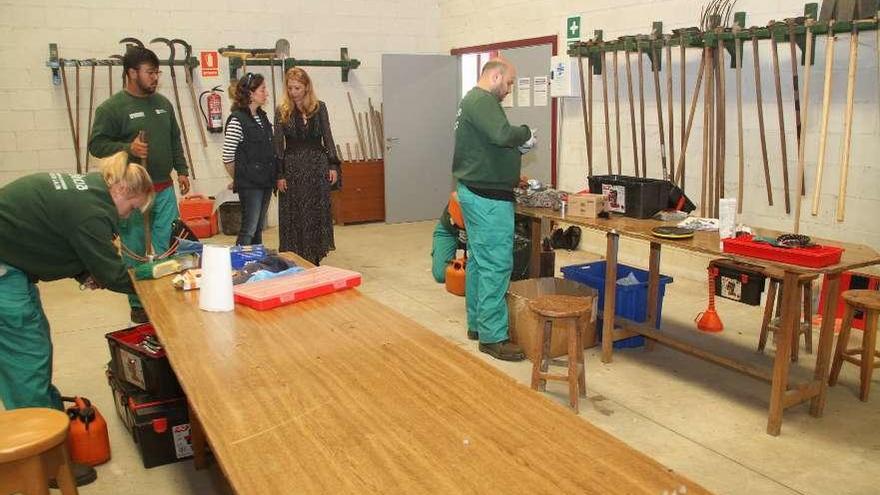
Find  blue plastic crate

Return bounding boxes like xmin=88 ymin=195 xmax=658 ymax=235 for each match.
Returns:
xmin=561 ymin=261 xmax=673 ymax=348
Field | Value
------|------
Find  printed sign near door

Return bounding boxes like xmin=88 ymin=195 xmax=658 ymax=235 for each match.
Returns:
xmin=199 ymin=51 xmax=219 ymax=78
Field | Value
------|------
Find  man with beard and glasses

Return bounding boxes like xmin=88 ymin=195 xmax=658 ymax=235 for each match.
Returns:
xmin=452 ymin=58 xmax=536 ymax=361
xmin=89 ymin=46 xmax=190 ymax=324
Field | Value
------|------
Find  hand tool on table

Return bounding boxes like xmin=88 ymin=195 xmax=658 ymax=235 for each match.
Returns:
xmin=612 ymin=48 xmax=622 ymax=174
xmin=624 ymin=42 xmax=639 ymax=176
xmin=811 ymin=20 xmax=836 ymax=216
xmin=673 ymin=51 xmax=706 ymax=188
xmin=650 ymin=32 xmax=668 ymax=181
xmin=836 ymin=24 xmax=859 ymax=222
xmin=600 ymin=46 xmax=612 ymax=174
xmin=793 ymin=20 xmax=815 ymax=233
xmin=85 ymin=59 xmax=97 ymax=172
xmin=59 ymin=58 xmax=82 ymax=174
xmin=769 ymin=21 xmax=791 ymax=214
xmin=576 ymin=51 xmax=593 ymax=176
xmin=636 ymin=35 xmax=647 ymax=177
xmin=151 ymin=37 xmax=196 ymax=179
xmin=752 ymin=29 xmax=774 ymax=207
xmin=733 ymin=26 xmax=745 ymax=213
xmin=665 ymin=34 xmax=675 ymax=180
xmin=172 ymin=39 xmax=208 ymax=148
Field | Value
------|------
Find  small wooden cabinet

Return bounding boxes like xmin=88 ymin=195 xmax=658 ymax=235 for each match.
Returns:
xmin=331 ymin=160 xmax=385 ymax=225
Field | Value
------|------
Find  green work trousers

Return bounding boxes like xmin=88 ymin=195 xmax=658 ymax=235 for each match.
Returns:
xmin=119 ymin=187 xmax=179 ymax=309
xmin=455 ymin=183 xmax=513 ymax=344
xmin=0 ymin=263 xmax=63 ymax=410
xmin=431 ymin=222 xmax=458 ymax=283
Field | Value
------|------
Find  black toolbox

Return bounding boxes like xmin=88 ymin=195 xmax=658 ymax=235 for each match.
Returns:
xmin=710 ymin=259 xmax=767 ymax=306
xmin=588 ymin=175 xmax=670 ymax=218
xmin=106 ymin=323 xmax=182 ymax=399
xmin=107 ymin=369 xmax=193 ymax=468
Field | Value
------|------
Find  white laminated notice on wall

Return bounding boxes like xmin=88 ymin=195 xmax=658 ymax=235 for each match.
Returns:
xmin=517 ymin=77 xmax=531 ymax=107
xmin=502 ymin=91 xmax=514 ymax=108
xmin=533 ymin=76 xmax=548 ymax=106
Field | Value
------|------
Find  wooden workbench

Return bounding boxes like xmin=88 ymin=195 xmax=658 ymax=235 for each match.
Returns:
xmin=517 ymin=206 xmax=880 ymax=436
xmin=134 ymin=253 xmax=709 ymax=494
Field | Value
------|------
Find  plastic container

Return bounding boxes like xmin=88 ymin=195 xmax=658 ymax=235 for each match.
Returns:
xmin=818 ymin=272 xmax=880 ymax=331
xmin=710 ymin=259 xmax=767 ymax=306
xmin=183 ymin=217 xmax=212 ymax=239
xmin=218 ymin=201 xmax=241 ymax=236
xmin=233 ymin=266 xmax=362 ymax=310
xmin=178 ymin=195 xmax=214 ymax=220
xmin=106 ymin=370 xmax=192 ymax=469
xmin=721 ymin=235 xmax=844 ymax=268
xmin=230 ymin=244 xmax=267 ymax=269
xmin=561 ymin=261 xmax=673 ymax=348
xmin=106 ymin=324 xmax=182 ymax=399
xmin=587 ymin=175 xmax=670 ymax=219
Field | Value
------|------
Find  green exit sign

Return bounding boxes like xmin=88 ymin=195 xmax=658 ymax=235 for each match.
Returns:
xmin=566 ymin=16 xmax=581 ymax=40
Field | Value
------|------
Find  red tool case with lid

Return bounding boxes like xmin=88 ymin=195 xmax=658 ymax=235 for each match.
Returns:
xmin=106 ymin=324 xmax=182 ymax=399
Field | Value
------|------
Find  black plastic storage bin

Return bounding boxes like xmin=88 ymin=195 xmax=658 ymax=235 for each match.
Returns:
xmin=106 ymin=324 xmax=182 ymax=399
xmin=710 ymin=259 xmax=767 ymax=306
xmin=107 ymin=369 xmax=193 ymax=469
xmin=588 ymin=175 xmax=670 ymax=218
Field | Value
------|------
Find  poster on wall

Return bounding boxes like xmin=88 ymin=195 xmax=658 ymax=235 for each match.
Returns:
xmin=517 ymin=77 xmax=531 ymax=107
xmin=533 ymin=76 xmax=548 ymax=106
xmin=200 ymin=51 xmax=220 ymax=78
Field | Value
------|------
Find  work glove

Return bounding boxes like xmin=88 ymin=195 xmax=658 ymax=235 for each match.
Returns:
xmin=518 ymin=128 xmax=537 ymax=154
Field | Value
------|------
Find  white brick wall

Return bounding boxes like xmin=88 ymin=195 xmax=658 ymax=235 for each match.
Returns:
xmin=0 ymin=0 xmax=441 ymax=196
xmin=439 ymin=0 xmax=880 ymax=252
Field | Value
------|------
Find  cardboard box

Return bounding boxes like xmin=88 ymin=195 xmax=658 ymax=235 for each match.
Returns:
xmin=507 ymin=278 xmax=597 ymax=362
xmin=567 ymin=193 xmax=605 ymax=219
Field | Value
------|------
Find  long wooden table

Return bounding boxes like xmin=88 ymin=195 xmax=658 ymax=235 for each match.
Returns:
xmin=518 ymin=206 xmax=880 ymax=436
xmin=134 ymin=253 xmax=709 ymax=494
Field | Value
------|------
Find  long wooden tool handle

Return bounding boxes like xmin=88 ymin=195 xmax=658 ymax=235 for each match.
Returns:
xmin=788 ymin=22 xmax=803 ymax=159
xmin=666 ymin=39 xmax=675 ymax=180
xmin=169 ymin=68 xmax=195 ymax=179
xmin=651 ymin=41 xmax=668 ymax=181
xmin=612 ymin=50 xmax=622 ymax=174
xmin=701 ymin=48 xmax=711 ymax=217
xmin=347 ymin=92 xmax=367 ymax=161
xmin=753 ymin=35 xmax=773 ymax=206
xmin=837 ymin=28 xmax=859 ymax=222
xmin=576 ymin=53 xmax=593 ymax=176
xmin=707 ymin=48 xmax=715 ymax=218
xmin=75 ymin=63 xmax=81 ymax=173
xmin=108 ymin=64 xmax=113 ymax=95
xmin=86 ymin=64 xmax=96 ymax=172
xmin=588 ymin=56 xmax=594 ymax=174
xmin=59 ymin=60 xmax=82 ymax=174
xmin=716 ymin=35 xmax=726 ymax=215
xmin=625 ymin=48 xmax=639 ymax=176
xmin=679 ymin=35 xmax=687 ymax=188
xmin=601 ymin=50 xmax=612 ymax=174
xmin=770 ymin=33 xmax=791 ymax=214
xmin=794 ymin=23 xmax=814 ymax=233
xmin=637 ymin=39 xmax=647 ymax=177
xmin=811 ymin=25 xmax=835 ymax=216
xmin=735 ymin=35 xmax=745 ymax=214
xmin=673 ymin=52 xmax=706 ymax=187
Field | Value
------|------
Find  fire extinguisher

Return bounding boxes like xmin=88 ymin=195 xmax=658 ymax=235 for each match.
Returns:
xmin=199 ymin=85 xmax=223 ymax=133
xmin=63 ymin=396 xmax=111 ymax=466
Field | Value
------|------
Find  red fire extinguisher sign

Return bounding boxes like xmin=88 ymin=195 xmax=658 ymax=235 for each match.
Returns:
xmin=199 ymin=51 xmax=219 ymax=78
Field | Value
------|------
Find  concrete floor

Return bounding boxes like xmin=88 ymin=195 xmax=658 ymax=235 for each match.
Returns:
xmin=25 ymin=220 xmax=880 ymax=494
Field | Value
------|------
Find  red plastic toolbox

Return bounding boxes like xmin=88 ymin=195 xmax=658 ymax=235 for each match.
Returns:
xmin=106 ymin=324 xmax=182 ymax=399
xmin=234 ymin=266 xmax=362 ymax=310
xmin=178 ymin=195 xmax=214 ymax=220
xmin=721 ymin=235 xmax=844 ymax=268
xmin=183 ymin=217 xmax=212 ymax=239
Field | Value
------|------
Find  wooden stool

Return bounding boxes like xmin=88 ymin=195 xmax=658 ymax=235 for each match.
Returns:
xmin=0 ymin=407 xmax=78 ymax=495
xmin=528 ymin=295 xmax=591 ymax=413
xmin=758 ymin=274 xmax=818 ymax=361
xmin=829 ymin=290 xmax=880 ymax=401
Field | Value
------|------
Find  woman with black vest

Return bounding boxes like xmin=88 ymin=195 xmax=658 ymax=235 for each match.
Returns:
xmin=222 ymin=73 xmax=276 ymax=246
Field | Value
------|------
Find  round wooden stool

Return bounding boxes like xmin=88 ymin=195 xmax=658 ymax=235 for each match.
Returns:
xmin=528 ymin=295 xmax=591 ymax=413
xmin=0 ymin=408 xmax=78 ymax=495
xmin=758 ymin=274 xmax=818 ymax=362
xmin=829 ymin=290 xmax=880 ymax=401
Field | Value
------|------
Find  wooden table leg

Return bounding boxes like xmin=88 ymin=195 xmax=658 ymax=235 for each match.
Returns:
xmin=767 ymin=270 xmax=800 ymax=436
xmin=645 ymin=242 xmax=661 ymax=352
xmin=528 ymin=215 xmax=550 ymax=279
xmin=810 ymin=272 xmax=841 ymax=416
xmin=189 ymin=400 xmax=210 ymax=470
xmin=602 ymin=231 xmax=619 ymax=363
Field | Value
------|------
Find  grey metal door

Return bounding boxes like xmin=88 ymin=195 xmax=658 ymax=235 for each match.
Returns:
xmin=382 ymin=54 xmax=460 ymax=223
xmin=500 ymin=44 xmax=553 ymax=185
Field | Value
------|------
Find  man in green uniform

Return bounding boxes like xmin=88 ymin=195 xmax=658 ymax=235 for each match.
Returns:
xmin=89 ymin=46 xmax=190 ymax=323
xmin=452 ymin=59 xmax=536 ymax=361
xmin=0 ymin=155 xmax=153 ymax=486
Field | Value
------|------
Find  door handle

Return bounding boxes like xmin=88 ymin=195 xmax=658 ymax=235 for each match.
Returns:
xmin=386 ymin=136 xmax=398 ymax=152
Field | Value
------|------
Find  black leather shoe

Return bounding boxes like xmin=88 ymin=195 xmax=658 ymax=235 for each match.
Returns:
xmin=467 ymin=329 xmax=479 ymax=341
xmin=479 ymin=340 xmax=525 ymax=361
xmin=49 ymin=462 xmax=97 ymax=488
xmin=130 ymin=307 xmax=149 ymax=324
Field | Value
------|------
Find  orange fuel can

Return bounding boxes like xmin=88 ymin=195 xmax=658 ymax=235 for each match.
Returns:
xmin=65 ymin=396 xmax=111 ymax=466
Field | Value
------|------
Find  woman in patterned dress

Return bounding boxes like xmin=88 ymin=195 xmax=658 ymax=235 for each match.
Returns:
xmin=274 ymin=67 xmax=340 ymax=265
